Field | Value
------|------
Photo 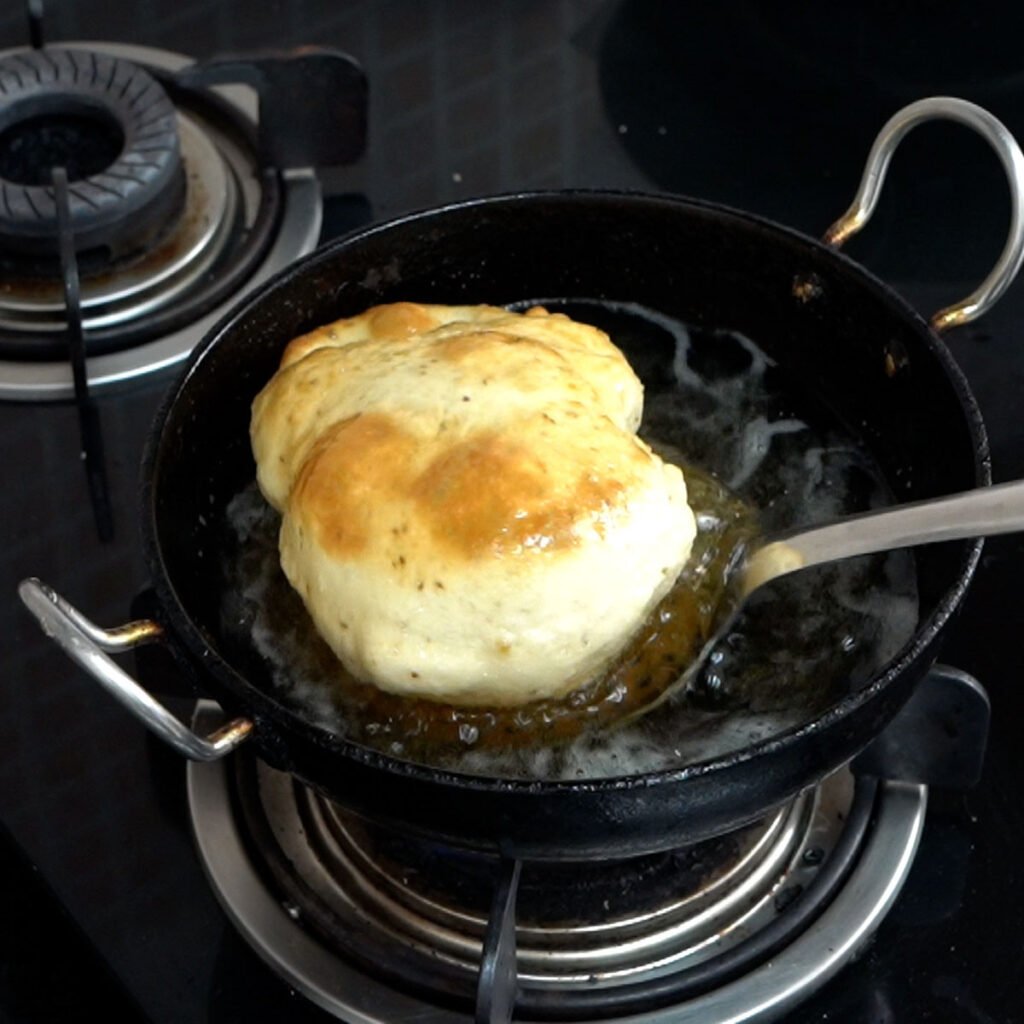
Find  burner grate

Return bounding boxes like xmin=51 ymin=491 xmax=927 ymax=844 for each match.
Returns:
xmin=228 ymin=748 xmax=866 ymax=1017
xmin=186 ymin=697 xmax=928 ymax=1023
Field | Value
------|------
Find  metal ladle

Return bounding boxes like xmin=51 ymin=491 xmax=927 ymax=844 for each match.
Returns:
xmin=685 ymin=478 xmax=1024 ymax=690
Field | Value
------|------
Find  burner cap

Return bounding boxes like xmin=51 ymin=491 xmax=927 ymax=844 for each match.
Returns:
xmin=0 ymin=48 xmax=184 ymax=262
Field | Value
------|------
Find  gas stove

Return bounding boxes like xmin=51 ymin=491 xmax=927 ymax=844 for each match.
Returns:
xmin=2 ymin=3 xmax=1023 ymax=1023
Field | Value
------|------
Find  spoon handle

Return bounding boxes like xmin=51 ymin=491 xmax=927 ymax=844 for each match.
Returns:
xmin=749 ymin=479 xmax=1024 ymax=592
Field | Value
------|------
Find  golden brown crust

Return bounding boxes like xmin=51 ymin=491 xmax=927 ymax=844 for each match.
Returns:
xmin=290 ymin=412 xmax=406 ymax=558
xmin=251 ymin=303 xmax=646 ymax=515
xmin=292 ymin=407 xmax=652 ymax=565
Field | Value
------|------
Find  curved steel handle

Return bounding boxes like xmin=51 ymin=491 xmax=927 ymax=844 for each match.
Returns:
xmin=824 ymin=97 xmax=1024 ymax=331
xmin=18 ymin=577 xmax=253 ymax=761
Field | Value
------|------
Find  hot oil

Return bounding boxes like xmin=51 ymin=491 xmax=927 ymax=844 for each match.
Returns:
xmin=221 ymin=301 xmax=919 ymax=781
xmin=223 ymin=466 xmax=753 ymax=758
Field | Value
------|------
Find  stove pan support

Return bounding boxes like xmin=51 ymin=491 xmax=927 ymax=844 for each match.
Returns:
xmin=475 ymin=858 xmax=522 ymax=1024
xmin=25 ymin=0 xmax=42 ymax=50
xmin=51 ymin=166 xmax=113 ymax=542
xmin=174 ymin=50 xmax=367 ymax=171
xmin=852 ymin=664 xmax=990 ymax=791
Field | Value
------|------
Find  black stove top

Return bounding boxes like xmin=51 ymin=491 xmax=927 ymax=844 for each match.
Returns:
xmin=2 ymin=3 xmax=1023 ymax=1022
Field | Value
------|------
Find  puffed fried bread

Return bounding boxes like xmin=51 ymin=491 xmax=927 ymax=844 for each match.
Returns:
xmin=250 ymin=302 xmax=696 ymax=706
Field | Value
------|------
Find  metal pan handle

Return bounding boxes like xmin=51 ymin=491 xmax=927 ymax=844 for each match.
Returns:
xmin=824 ymin=96 xmax=1024 ymax=331
xmin=18 ymin=577 xmax=253 ymax=761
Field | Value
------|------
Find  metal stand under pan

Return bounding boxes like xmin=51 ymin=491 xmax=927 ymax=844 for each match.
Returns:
xmin=187 ymin=700 xmax=928 ymax=1024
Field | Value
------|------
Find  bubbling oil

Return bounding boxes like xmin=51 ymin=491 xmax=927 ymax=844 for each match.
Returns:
xmin=221 ymin=301 xmax=919 ymax=781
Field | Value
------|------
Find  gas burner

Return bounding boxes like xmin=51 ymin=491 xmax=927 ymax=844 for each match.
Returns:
xmin=1 ymin=111 xmax=235 ymax=338
xmin=187 ymin=701 xmax=927 ymax=1023
xmin=0 ymin=42 xmax=325 ymax=401
xmin=0 ymin=48 xmax=183 ymax=261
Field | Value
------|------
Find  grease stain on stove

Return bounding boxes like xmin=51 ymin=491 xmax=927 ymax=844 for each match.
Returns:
xmin=0 ymin=155 xmax=209 ymax=302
